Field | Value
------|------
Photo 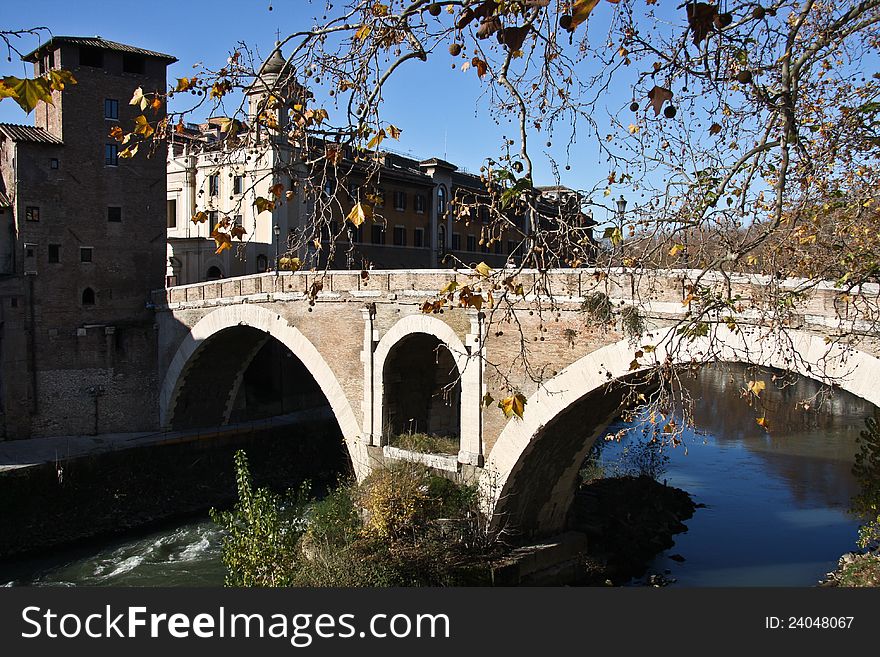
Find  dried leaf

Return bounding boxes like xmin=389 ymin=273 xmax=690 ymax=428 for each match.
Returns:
xmin=570 ymin=0 xmax=600 ymax=30
xmin=647 ymin=85 xmax=673 ymax=116
xmin=498 ymin=393 xmax=527 ymax=419
xmin=687 ymin=2 xmax=718 ymax=46
xmin=254 ymin=197 xmax=276 ymax=214
xmin=748 ymin=380 xmax=766 ymax=396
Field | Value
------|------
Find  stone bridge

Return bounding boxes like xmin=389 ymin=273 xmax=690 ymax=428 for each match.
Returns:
xmin=153 ymin=269 xmax=880 ymax=538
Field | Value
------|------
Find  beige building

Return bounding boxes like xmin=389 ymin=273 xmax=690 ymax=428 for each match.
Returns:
xmin=165 ymin=46 xmax=595 ymax=284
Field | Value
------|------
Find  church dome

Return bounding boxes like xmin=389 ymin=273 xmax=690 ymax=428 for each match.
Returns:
xmin=261 ymin=43 xmax=286 ymax=75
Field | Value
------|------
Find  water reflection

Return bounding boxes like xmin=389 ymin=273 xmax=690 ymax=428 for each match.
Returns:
xmin=598 ymin=362 xmax=874 ymax=586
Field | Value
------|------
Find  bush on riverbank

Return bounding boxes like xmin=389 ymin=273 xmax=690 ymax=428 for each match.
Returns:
xmin=211 ymin=451 xmax=492 ymax=587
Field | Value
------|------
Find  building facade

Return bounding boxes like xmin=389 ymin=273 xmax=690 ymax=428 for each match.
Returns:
xmin=0 ymin=37 xmax=175 ymax=439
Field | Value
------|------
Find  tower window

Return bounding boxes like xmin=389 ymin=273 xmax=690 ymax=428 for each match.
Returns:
xmin=79 ymin=47 xmax=103 ymax=68
xmin=413 ymin=227 xmax=424 ymax=248
xmin=107 ymin=206 xmax=122 ymax=222
xmin=80 ymin=247 xmax=93 ymax=263
xmin=208 ymin=174 xmax=219 ymax=196
xmin=50 ymin=158 xmax=59 ymax=169
xmin=48 ymin=244 xmax=60 ymax=263
xmin=233 ymin=176 xmax=243 ymax=195
xmin=105 ymin=144 xmax=118 ymax=166
xmin=82 ymin=288 xmax=96 ymax=305
xmin=393 ymin=225 xmax=406 ymax=246
xmin=25 ymin=206 xmax=40 ymax=222
xmin=122 ymin=54 xmax=145 ymax=74
xmin=104 ymin=99 xmax=119 ymax=120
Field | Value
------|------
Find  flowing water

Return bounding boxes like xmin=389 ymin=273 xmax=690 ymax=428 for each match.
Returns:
xmin=1 ymin=518 xmax=225 ymax=587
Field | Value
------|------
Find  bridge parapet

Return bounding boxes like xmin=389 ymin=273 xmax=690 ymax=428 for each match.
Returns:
xmin=154 ymin=268 xmax=878 ymax=337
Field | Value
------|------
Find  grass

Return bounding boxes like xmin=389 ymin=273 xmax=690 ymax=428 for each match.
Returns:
xmin=388 ymin=432 xmax=459 ymax=455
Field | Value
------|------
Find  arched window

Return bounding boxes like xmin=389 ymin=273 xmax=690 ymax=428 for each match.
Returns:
xmin=437 ymin=225 xmax=447 ymax=254
xmin=82 ymin=287 xmax=95 ymax=305
xmin=206 ymin=266 xmax=223 ymax=281
xmin=256 ymin=254 xmax=269 ymax=273
xmin=437 ymin=186 xmax=447 ymax=217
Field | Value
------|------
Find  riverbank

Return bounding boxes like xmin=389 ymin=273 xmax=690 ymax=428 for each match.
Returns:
xmin=568 ymin=475 xmax=698 ymax=585
xmin=819 ymin=551 xmax=880 ymax=587
xmin=0 ymin=412 xmax=347 ymax=559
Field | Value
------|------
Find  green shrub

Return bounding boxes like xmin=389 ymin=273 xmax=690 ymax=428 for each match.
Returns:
xmin=212 ymin=452 xmax=489 ymax=587
xmin=209 ymin=450 xmax=309 ymax=587
xmin=852 ymin=416 xmax=880 ymax=549
xmin=581 ymin=291 xmax=613 ymax=324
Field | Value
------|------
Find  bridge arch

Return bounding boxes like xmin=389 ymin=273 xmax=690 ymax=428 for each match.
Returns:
xmin=159 ymin=304 xmax=368 ymax=478
xmin=372 ymin=314 xmax=480 ymax=461
xmin=481 ymin=324 xmax=880 ymax=538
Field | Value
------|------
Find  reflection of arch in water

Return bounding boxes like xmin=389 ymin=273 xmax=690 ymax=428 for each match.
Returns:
xmin=482 ymin=325 xmax=880 ymax=537
xmin=160 ymin=304 xmax=368 ymax=478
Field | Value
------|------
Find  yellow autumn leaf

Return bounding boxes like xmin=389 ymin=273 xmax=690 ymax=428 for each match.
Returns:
xmin=367 ymin=129 xmax=386 ymax=150
xmin=440 ymin=280 xmax=458 ymax=295
xmin=118 ymin=144 xmax=138 ymax=159
xmin=355 ymin=25 xmax=372 ymax=41
xmin=191 ymin=211 xmax=208 ymax=224
xmin=756 ymin=417 xmax=769 ymax=431
xmin=570 ymin=0 xmax=600 ymax=30
xmin=2 ymin=76 xmax=53 ymax=114
xmin=346 ymin=201 xmax=373 ymax=227
xmin=669 ymin=243 xmax=684 ymax=257
xmin=498 ymin=393 xmax=527 ymax=419
xmin=474 ymin=261 xmax=492 ymax=277
xmin=133 ymin=114 xmax=154 ymax=138
xmin=47 ymin=69 xmax=76 ymax=92
xmin=747 ymin=380 xmax=766 ymax=396
xmin=387 ymin=124 xmax=402 ymax=139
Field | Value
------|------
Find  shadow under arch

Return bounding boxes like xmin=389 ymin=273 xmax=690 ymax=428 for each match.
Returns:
xmin=481 ymin=324 xmax=880 ymax=538
xmin=159 ymin=304 xmax=368 ymax=479
xmin=371 ymin=314 xmax=478 ymax=457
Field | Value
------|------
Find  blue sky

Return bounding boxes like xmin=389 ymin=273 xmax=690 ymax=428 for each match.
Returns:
xmin=1 ymin=0 xmax=632 ymax=216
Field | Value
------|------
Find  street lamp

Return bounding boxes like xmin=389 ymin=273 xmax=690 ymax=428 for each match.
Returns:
xmin=346 ymin=223 xmax=355 ymax=270
xmin=616 ymin=195 xmax=627 ymax=219
xmin=273 ymin=223 xmax=280 ymax=274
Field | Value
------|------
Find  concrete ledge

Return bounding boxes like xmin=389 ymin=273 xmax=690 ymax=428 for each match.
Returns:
xmin=382 ymin=445 xmax=459 ymax=473
xmin=491 ymin=531 xmax=590 ymax=585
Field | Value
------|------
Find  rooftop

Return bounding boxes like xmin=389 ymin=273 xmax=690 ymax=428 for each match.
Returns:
xmin=23 ymin=36 xmax=177 ymax=63
xmin=0 ymin=123 xmax=63 ymax=145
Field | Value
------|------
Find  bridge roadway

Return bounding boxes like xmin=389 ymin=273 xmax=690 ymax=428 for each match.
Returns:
xmin=153 ymin=268 xmax=880 ymax=537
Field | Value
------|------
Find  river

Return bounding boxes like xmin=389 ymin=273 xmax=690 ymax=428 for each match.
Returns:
xmin=1 ymin=363 xmax=872 ymax=587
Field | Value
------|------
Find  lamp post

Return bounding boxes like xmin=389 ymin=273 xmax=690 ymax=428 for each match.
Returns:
xmin=273 ymin=223 xmax=280 ymax=274
xmin=616 ymin=194 xmax=627 ymax=221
